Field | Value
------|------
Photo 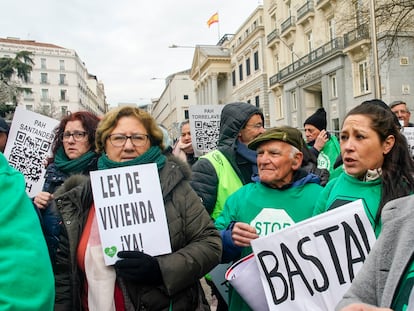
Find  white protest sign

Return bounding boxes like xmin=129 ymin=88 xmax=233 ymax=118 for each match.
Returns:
xmin=189 ymin=105 xmax=223 ymax=157
xmin=4 ymin=106 xmax=59 ymax=197
xmin=251 ymin=200 xmax=376 ymax=311
xmin=90 ymin=163 xmax=172 ymax=265
xmin=402 ymin=127 xmax=414 ymax=157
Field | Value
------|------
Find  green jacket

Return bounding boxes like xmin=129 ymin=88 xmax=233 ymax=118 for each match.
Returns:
xmin=0 ymin=153 xmax=54 ymax=310
xmin=51 ymin=156 xmax=222 ymax=310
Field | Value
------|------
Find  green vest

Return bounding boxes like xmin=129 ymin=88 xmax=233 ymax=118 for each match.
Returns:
xmin=201 ymin=150 xmax=243 ymax=220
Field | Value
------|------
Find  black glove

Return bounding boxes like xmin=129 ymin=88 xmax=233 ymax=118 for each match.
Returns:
xmin=114 ymin=251 xmax=162 ymax=285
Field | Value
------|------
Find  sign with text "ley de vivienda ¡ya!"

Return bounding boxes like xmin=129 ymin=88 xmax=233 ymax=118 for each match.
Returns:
xmin=90 ymin=163 xmax=172 ymax=265
xmin=251 ymin=200 xmax=376 ymax=311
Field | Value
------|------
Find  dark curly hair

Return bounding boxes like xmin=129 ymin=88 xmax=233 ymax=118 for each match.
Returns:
xmin=47 ymin=111 xmax=100 ymax=165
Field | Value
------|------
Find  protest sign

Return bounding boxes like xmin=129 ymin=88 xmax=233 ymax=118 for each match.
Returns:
xmin=247 ymin=200 xmax=376 ymax=310
xmin=4 ymin=106 xmax=59 ymax=196
xmin=189 ymin=105 xmax=223 ymax=157
xmin=402 ymin=127 xmax=414 ymax=157
xmin=90 ymin=163 xmax=172 ymax=265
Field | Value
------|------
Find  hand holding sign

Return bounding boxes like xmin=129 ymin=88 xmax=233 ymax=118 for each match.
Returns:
xmin=115 ymin=251 xmax=162 ymax=285
xmin=232 ymin=222 xmax=259 ymax=247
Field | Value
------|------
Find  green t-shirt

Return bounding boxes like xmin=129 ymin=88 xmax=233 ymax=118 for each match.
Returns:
xmin=392 ymin=260 xmax=414 ymax=311
xmin=317 ymin=135 xmax=341 ymax=179
xmin=313 ymin=172 xmax=382 ymax=236
xmin=215 ymin=181 xmax=323 ymax=311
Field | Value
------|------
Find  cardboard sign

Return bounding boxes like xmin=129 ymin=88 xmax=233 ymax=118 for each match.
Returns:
xmin=249 ymin=200 xmax=376 ymax=310
xmin=90 ymin=163 xmax=172 ymax=265
xmin=189 ymin=105 xmax=223 ymax=157
xmin=4 ymin=106 xmax=59 ymax=196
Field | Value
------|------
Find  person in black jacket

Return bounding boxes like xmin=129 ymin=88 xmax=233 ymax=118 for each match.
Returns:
xmin=191 ymin=102 xmax=265 ymax=310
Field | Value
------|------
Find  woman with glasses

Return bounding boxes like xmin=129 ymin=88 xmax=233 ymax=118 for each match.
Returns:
xmin=33 ymin=111 xmax=100 ymax=263
xmin=48 ymin=106 xmax=221 ymax=310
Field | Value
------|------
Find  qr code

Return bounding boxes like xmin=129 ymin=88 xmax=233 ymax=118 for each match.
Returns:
xmin=194 ymin=120 xmax=220 ymax=152
xmin=8 ymin=130 xmax=50 ymax=182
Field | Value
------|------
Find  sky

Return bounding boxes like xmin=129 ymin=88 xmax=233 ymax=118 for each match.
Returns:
xmin=1 ymin=1 xmax=262 ymax=107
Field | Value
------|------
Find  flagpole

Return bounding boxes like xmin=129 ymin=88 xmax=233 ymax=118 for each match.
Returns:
xmin=217 ymin=10 xmax=221 ymax=40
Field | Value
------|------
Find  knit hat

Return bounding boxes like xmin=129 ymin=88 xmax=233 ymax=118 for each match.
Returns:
xmin=248 ymin=126 xmax=304 ymax=151
xmin=304 ymin=108 xmax=327 ymax=131
xmin=0 ymin=117 xmax=9 ymax=134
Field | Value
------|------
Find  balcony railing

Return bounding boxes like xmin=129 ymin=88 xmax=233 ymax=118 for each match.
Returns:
xmin=267 ymin=28 xmax=280 ymax=45
xmin=281 ymin=16 xmax=296 ymax=34
xmin=344 ymin=24 xmax=369 ymax=47
xmin=297 ymin=1 xmax=314 ymax=22
xmin=269 ymin=37 xmax=344 ymax=86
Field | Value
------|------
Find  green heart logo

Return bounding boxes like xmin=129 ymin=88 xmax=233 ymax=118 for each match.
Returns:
xmin=104 ymin=246 xmax=117 ymax=258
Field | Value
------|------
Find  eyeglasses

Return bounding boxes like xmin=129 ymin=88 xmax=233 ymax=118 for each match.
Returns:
xmin=245 ymin=123 xmax=264 ymax=129
xmin=61 ymin=131 xmax=88 ymax=142
xmin=392 ymin=109 xmax=409 ymax=115
xmin=108 ymin=134 xmax=149 ymax=147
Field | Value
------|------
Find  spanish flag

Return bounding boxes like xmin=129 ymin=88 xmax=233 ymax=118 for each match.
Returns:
xmin=207 ymin=12 xmax=219 ymax=27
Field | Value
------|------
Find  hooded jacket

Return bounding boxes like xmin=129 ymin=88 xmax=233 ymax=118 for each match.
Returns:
xmin=190 ymin=102 xmax=264 ymax=216
xmin=49 ymin=155 xmax=222 ymax=311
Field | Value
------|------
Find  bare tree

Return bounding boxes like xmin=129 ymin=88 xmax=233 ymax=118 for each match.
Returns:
xmin=335 ymin=0 xmax=414 ymax=59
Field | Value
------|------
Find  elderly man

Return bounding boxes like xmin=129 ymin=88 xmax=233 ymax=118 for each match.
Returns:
xmin=215 ymin=126 xmax=323 ymax=311
xmin=389 ymin=100 xmax=414 ymax=127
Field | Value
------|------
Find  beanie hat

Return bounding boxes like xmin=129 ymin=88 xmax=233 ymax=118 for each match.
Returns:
xmin=304 ymin=108 xmax=327 ymax=131
xmin=248 ymin=126 xmax=304 ymax=151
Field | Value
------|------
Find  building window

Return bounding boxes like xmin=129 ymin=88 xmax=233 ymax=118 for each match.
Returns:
xmin=276 ymin=96 xmax=284 ymax=119
xmin=291 ymin=91 xmax=297 ymax=111
xmin=330 ymin=74 xmax=338 ymax=98
xmin=41 ymin=58 xmax=47 ymax=69
xmin=61 ymin=106 xmax=68 ymax=116
xmin=184 ymin=110 xmax=189 ymax=119
xmin=41 ymin=73 xmax=48 ymax=84
xmin=357 ymin=60 xmax=369 ymax=94
xmin=59 ymin=60 xmax=65 ymax=70
xmin=41 ymin=89 xmax=49 ymax=101
xmin=290 ymin=45 xmax=295 ymax=63
xmin=246 ymin=58 xmax=251 ymax=76
xmin=239 ymin=64 xmax=243 ymax=81
xmin=254 ymin=51 xmax=259 ymax=70
xmin=307 ymin=32 xmax=313 ymax=53
xmin=59 ymin=74 xmax=66 ymax=85
xmin=328 ymin=19 xmax=336 ymax=41
xmin=232 ymin=70 xmax=236 ymax=86
xmin=60 ymin=89 xmax=67 ymax=101
xmin=183 ymin=95 xmax=189 ymax=100
xmin=255 ymin=95 xmax=260 ymax=108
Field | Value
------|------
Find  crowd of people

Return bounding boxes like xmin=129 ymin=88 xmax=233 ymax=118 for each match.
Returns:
xmin=1 ymin=98 xmax=414 ymax=311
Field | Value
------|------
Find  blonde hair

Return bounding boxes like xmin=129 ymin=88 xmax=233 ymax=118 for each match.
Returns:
xmin=96 ymin=106 xmax=164 ymax=153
